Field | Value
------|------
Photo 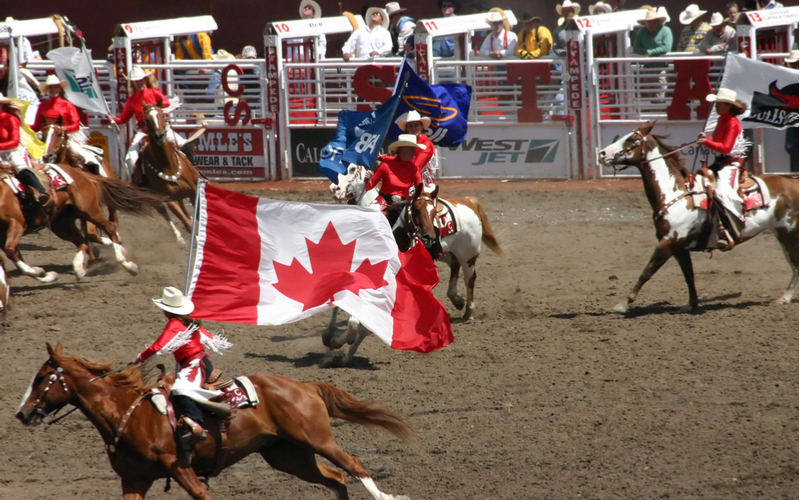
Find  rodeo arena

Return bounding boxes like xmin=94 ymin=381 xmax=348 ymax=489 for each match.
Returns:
xmin=2 ymin=0 xmax=799 ymax=498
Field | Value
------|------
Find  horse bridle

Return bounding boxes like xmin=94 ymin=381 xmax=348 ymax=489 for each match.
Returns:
xmin=408 ymin=193 xmax=440 ymax=248
xmin=143 ymin=106 xmax=184 ymax=183
xmin=43 ymin=125 xmax=68 ymax=163
xmin=608 ymin=130 xmax=648 ymax=172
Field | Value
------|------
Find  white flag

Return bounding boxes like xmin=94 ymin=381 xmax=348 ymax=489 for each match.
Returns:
xmin=46 ymin=46 xmax=109 ymax=114
xmin=709 ymin=53 xmax=799 ymax=132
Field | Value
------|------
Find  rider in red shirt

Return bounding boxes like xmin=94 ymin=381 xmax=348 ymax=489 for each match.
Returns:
xmin=395 ymin=110 xmax=436 ymax=192
xmin=133 ymin=286 xmax=231 ymax=456
xmin=33 ymin=75 xmax=101 ymax=173
xmin=366 ymin=134 xmax=424 ymax=205
xmin=0 ymin=94 xmax=49 ymax=204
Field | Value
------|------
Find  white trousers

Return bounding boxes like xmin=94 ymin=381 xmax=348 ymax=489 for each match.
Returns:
xmin=715 ymin=163 xmax=743 ymax=222
xmin=67 ymin=131 xmax=99 ymax=165
xmin=171 ymin=357 xmax=222 ymax=403
xmin=0 ymin=145 xmax=32 ymax=173
xmin=125 ymin=125 xmax=187 ymax=173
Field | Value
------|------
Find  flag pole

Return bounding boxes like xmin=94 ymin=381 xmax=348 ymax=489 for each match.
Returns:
xmin=375 ymin=60 xmax=412 ymax=156
xmin=184 ymin=178 xmax=206 ymax=295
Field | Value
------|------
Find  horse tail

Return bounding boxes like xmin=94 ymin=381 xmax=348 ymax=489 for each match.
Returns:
xmin=92 ymin=177 xmax=166 ymax=217
xmin=307 ymin=381 xmax=420 ymax=447
xmin=468 ymin=197 xmax=504 ymax=256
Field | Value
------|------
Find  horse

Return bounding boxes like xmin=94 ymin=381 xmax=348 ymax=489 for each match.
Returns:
xmin=0 ymin=162 xmax=164 ymax=281
xmin=138 ymin=102 xmax=202 ymax=244
xmin=598 ymin=121 xmax=799 ymax=313
xmin=41 ymin=121 xmax=120 ymax=246
xmin=16 ymin=342 xmax=417 ymax=500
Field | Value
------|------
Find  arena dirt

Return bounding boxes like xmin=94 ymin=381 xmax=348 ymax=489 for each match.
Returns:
xmin=1 ymin=178 xmax=797 ymax=500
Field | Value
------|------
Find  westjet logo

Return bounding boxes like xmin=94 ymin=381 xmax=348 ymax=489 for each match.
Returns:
xmin=449 ymin=139 xmax=559 ymax=165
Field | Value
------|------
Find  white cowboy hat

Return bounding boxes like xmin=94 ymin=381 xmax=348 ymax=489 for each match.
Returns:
xmin=706 ymin=88 xmax=744 ymax=108
xmin=556 ymin=0 xmax=581 ymax=16
xmin=785 ymin=49 xmax=799 ymax=64
xmin=39 ymin=74 xmax=68 ymax=94
xmin=485 ymin=11 xmax=507 ymax=25
xmin=153 ymin=286 xmax=195 ymax=315
xmin=389 ymin=133 xmax=427 ymax=151
xmin=0 ymin=92 xmax=10 ymax=104
xmin=638 ymin=8 xmax=668 ymax=24
xmin=212 ymin=49 xmax=235 ymax=60
xmin=365 ymin=7 xmax=390 ymax=29
xmin=385 ymin=2 xmax=407 ymax=16
xmin=589 ymin=2 xmax=612 ymax=15
xmin=708 ymin=12 xmax=726 ymax=27
xmin=395 ymin=110 xmax=432 ymax=130
xmin=679 ymin=4 xmax=707 ymax=25
xmin=129 ymin=66 xmax=148 ymax=81
xmin=299 ymin=0 xmax=322 ymax=19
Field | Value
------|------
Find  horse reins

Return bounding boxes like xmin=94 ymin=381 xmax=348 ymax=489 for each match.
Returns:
xmin=612 ymin=130 xmax=698 ymax=167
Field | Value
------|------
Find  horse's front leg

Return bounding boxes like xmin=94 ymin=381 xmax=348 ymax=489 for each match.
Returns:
xmin=169 ymin=465 xmax=211 ymax=500
xmin=5 ymin=220 xmax=58 ymax=283
xmin=614 ymin=241 xmax=673 ymax=313
xmin=673 ymin=249 xmax=699 ymax=313
xmin=165 ymin=199 xmax=193 ymax=232
xmin=121 ymin=477 xmax=154 ymax=499
xmin=157 ymin=203 xmax=186 ymax=245
xmin=444 ymin=253 xmax=465 ymax=310
xmin=460 ymin=256 xmax=478 ymax=321
xmin=342 ymin=324 xmax=370 ymax=366
xmin=322 ymin=307 xmax=340 ymax=347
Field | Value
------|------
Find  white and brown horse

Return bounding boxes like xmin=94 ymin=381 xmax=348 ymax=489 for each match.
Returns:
xmin=598 ymin=121 xmax=798 ymax=313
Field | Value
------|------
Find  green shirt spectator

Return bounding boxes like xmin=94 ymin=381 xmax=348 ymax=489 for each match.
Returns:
xmin=633 ymin=9 xmax=673 ymax=57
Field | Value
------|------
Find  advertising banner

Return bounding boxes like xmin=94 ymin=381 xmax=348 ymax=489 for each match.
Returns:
xmin=175 ymin=127 xmax=267 ymax=179
xmin=291 ymin=128 xmax=338 ymax=177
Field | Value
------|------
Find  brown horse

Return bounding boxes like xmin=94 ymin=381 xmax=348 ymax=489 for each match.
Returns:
xmin=598 ymin=121 xmax=799 ymax=312
xmin=0 ymin=163 xmax=164 ymax=281
xmin=137 ymin=102 xmax=202 ymax=243
xmin=16 ymin=343 xmax=417 ymax=500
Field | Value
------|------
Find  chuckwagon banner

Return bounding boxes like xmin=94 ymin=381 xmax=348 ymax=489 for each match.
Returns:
xmin=47 ymin=42 xmax=109 ymax=114
xmin=709 ymin=53 xmax=799 ymax=132
xmin=187 ymin=184 xmax=453 ymax=353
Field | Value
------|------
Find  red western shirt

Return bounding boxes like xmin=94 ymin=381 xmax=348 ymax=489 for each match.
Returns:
xmin=137 ymin=318 xmax=208 ymax=365
xmin=413 ymin=134 xmax=434 ymax=172
xmin=31 ymin=96 xmax=81 ymax=133
xmin=0 ymin=111 xmax=20 ymax=151
xmin=704 ymin=112 xmax=742 ymax=156
xmin=113 ymin=87 xmax=170 ymax=131
xmin=366 ymin=156 xmax=423 ymax=197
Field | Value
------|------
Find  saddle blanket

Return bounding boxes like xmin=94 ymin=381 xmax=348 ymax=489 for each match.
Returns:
xmin=688 ymin=174 xmax=770 ymax=212
xmin=211 ymin=376 xmax=260 ymax=409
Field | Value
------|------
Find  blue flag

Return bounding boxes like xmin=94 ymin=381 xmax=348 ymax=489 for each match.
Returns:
xmin=319 ymin=109 xmax=371 ymax=182
xmin=340 ymin=91 xmax=404 ymax=170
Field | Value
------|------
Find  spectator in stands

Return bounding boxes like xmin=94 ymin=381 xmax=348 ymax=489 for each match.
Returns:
xmin=300 ymin=0 xmax=327 ymax=59
xmin=725 ymin=2 xmax=739 ymax=23
xmin=240 ymin=45 xmax=258 ymax=60
xmin=479 ymin=11 xmax=517 ymax=59
xmin=589 ymin=2 xmax=612 ymax=14
xmin=515 ymin=13 xmax=554 ymax=60
xmin=386 ymin=2 xmax=416 ymax=57
xmin=607 ymin=0 xmax=626 ymax=12
xmin=757 ymin=0 xmax=784 ymax=9
xmin=471 ymin=1 xmax=491 ymax=37
xmin=633 ymin=8 xmax=672 ymax=101
xmin=697 ymin=12 xmax=735 ymax=54
xmin=678 ymin=4 xmax=711 ymax=52
xmin=3 ymin=18 xmax=39 ymax=63
xmin=342 ymin=7 xmax=393 ymax=60
xmin=433 ymin=0 xmax=460 ymax=57
xmin=553 ymin=1 xmax=580 ymax=56
xmin=785 ymin=50 xmax=798 ymax=172
xmin=176 ymin=32 xmax=214 ymax=62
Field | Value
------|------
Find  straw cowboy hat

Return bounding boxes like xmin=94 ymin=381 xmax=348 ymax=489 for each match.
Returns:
xmin=785 ymin=49 xmax=800 ymax=64
xmin=212 ymin=49 xmax=236 ymax=60
xmin=708 ymin=12 xmax=726 ymax=27
xmin=706 ymin=88 xmax=744 ymax=108
xmin=385 ymin=2 xmax=407 ymax=16
xmin=396 ymin=110 xmax=432 ymax=130
xmin=638 ymin=8 xmax=668 ymax=24
xmin=488 ymin=7 xmax=512 ymax=31
xmin=299 ymin=0 xmax=322 ymax=19
xmin=365 ymin=7 xmax=390 ymax=29
xmin=39 ymin=74 xmax=68 ymax=94
xmin=556 ymin=0 xmax=581 ymax=16
xmin=679 ymin=4 xmax=707 ymax=25
xmin=153 ymin=286 xmax=195 ymax=315
xmin=485 ymin=11 xmax=507 ymax=25
xmin=589 ymin=2 xmax=612 ymax=15
xmin=389 ymin=133 xmax=427 ymax=151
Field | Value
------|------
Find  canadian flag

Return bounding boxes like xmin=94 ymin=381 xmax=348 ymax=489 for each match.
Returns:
xmin=187 ymin=184 xmax=453 ymax=353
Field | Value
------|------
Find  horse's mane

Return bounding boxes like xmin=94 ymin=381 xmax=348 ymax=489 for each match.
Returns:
xmin=62 ymin=354 xmax=160 ymax=392
xmin=651 ymin=134 xmax=690 ymax=179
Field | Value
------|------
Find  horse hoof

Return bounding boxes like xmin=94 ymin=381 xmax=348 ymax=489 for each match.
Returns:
xmin=769 ymin=297 xmax=791 ymax=306
xmin=75 ymin=269 xmax=86 ymax=281
xmin=394 ymin=496 xmax=411 ymax=500
xmin=38 ymin=271 xmax=58 ymax=283
xmin=322 ymin=329 xmax=335 ymax=347
xmin=100 ymin=237 xmax=113 ymax=246
xmin=613 ymin=303 xmax=628 ymax=314
xmin=678 ymin=304 xmax=694 ymax=314
xmin=125 ymin=263 xmax=140 ymax=276
xmin=451 ymin=297 xmax=465 ymax=310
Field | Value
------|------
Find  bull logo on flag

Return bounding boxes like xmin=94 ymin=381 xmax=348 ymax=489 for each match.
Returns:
xmin=401 ymin=95 xmax=458 ymax=126
xmin=743 ymin=80 xmax=799 ymax=129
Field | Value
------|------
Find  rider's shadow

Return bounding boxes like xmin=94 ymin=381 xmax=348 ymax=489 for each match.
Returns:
xmin=244 ymin=351 xmax=378 ymax=370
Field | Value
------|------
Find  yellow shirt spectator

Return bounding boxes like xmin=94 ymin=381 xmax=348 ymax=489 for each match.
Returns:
xmin=176 ymin=33 xmax=214 ymax=60
xmin=515 ymin=20 xmax=553 ymax=60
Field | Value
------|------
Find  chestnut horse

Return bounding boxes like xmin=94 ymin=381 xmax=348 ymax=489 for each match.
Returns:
xmin=138 ymin=102 xmax=202 ymax=244
xmin=598 ymin=121 xmax=799 ymax=312
xmin=0 ymin=163 xmax=164 ymax=281
xmin=16 ymin=343 xmax=417 ymax=500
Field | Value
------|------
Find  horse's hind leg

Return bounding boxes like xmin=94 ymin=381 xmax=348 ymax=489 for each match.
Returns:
xmin=78 ymin=207 xmax=139 ymax=276
xmin=342 ymin=324 xmax=370 ymax=366
xmin=260 ymin=440 xmax=349 ymax=499
xmin=157 ymin=203 xmax=186 ymax=245
xmin=614 ymin=241 xmax=673 ymax=314
xmin=460 ymin=255 xmax=479 ymax=320
xmin=673 ymin=249 xmax=699 ymax=313
xmin=773 ymin=230 xmax=799 ymax=305
xmin=49 ymin=216 xmax=91 ymax=280
xmin=322 ymin=307 xmax=340 ymax=347
xmin=444 ymin=252 xmax=465 ymax=310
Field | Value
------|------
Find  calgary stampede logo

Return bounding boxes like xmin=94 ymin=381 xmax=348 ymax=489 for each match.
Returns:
xmin=743 ymin=80 xmax=799 ymax=128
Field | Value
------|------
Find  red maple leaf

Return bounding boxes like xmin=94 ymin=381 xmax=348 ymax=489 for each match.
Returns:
xmin=272 ymin=222 xmax=389 ymax=311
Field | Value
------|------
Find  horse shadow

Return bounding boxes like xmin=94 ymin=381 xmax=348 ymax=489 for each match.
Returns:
xmin=550 ymin=292 xmax=769 ymax=318
xmin=244 ymin=351 xmax=378 ymax=370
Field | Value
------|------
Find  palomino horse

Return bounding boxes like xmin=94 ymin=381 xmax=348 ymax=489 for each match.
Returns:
xmin=41 ymin=121 xmax=119 ymax=245
xmin=16 ymin=343 xmax=417 ymax=500
xmin=0 ymin=163 xmax=164 ymax=281
xmin=138 ymin=102 xmax=202 ymax=244
xmin=598 ymin=121 xmax=798 ymax=312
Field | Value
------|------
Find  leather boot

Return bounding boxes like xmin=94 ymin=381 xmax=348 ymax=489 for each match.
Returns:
xmin=17 ymin=169 xmax=50 ymax=205
xmin=177 ymin=416 xmax=207 ymax=450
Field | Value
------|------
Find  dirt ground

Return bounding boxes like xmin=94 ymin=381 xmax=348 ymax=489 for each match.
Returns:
xmin=1 ymin=178 xmax=797 ymax=500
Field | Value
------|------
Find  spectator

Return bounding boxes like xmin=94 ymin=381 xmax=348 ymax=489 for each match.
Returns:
xmin=589 ymin=2 xmax=612 ymax=15
xmin=515 ymin=13 xmax=554 ymax=60
xmin=342 ymin=7 xmax=393 ymax=61
xmin=697 ymin=12 xmax=736 ymax=54
xmin=479 ymin=11 xmax=517 ymax=59
xmin=757 ymin=0 xmax=784 ymax=9
xmin=240 ymin=45 xmax=258 ymax=59
xmin=607 ymin=0 xmax=626 ymax=12
xmin=725 ymin=2 xmax=739 ymax=23
xmin=678 ymin=4 xmax=711 ymax=52
xmin=633 ymin=8 xmax=672 ymax=101
xmin=300 ymin=0 xmax=327 ymax=59
xmin=433 ymin=0 xmax=459 ymax=57
xmin=176 ymin=32 xmax=214 ymax=61
xmin=386 ymin=2 xmax=416 ymax=56
xmin=553 ymin=1 xmax=581 ymax=56
xmin=4 ymin=18 xmax=39 ymax=63
xmin=785 ymin=50 xmax=798 ymax=172
xmin=471 ymin=1 xmax=491 ymax=38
